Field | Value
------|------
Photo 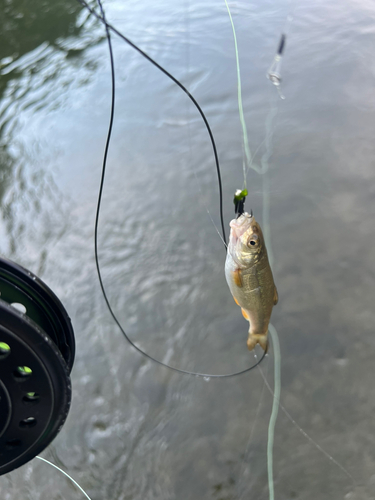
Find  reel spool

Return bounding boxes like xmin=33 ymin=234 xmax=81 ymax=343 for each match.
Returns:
xmin=0 ymin=257 xmax=75 ymax=475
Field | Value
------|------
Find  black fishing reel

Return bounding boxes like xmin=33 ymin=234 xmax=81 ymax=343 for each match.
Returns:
xmin=0 ymin=257 xmax=75 ymax=475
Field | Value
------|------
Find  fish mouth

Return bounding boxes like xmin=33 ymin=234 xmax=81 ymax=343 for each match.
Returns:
xmin=229 ymin=212 xmax=253 ymax=244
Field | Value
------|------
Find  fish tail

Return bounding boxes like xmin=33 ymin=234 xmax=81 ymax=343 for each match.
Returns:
xmin=247 ymin=333 xmax=269 ymax=352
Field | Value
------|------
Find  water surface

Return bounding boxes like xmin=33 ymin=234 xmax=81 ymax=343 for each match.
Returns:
xmin=1 ymin=0 xmax=375 ymax=498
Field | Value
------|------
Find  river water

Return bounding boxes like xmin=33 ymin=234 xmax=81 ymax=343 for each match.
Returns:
xmin=1 ymin=0 xmax=375 ymax=498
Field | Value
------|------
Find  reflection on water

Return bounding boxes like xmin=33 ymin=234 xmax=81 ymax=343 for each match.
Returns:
xmin=1 ymin=0 xmax=375 ymax=499
xmin=0 ymin=0 xmax=101 ymax=267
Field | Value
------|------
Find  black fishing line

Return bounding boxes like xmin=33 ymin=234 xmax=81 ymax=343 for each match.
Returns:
xmin=77 ymin=0 xmax=226 ymax=246
xmin=81 ymin=0 xmax=266 ymax=377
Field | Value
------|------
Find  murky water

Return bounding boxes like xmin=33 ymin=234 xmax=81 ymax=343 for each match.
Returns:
xmin=1 ymin=0 xmax=375 ymax=498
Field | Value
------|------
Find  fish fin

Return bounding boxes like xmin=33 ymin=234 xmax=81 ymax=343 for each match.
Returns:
xmin=232 ymin=269 xmax=243 ymax=288
xmin=273 ymin=286 xmax=278 ymax=305
xmin=247 ymin=333 xmax=268 ymax=352
xmin=234 ymin=297 xmax=240 ymax=306
xmin=241 ymin=308 xmax=249 ymax=320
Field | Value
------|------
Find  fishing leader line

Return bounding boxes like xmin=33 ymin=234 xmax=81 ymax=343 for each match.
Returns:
xmin=222 ymin=3 xmax=282 ymax=499
xmin=77 ymin=0 xmax=267 ymax=378
xmin=223 ymin=2 xmax=355 ymax=495
xmin=35 ymin=456 xmax=92 ymax=500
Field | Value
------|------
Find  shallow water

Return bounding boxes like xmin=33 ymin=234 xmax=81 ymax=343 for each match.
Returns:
xmin=1 ymin=0 xmax=375 ymax=498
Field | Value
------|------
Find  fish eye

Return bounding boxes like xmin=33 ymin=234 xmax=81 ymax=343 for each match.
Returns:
xmin=247 ymin=235 xmax=258 ymax=247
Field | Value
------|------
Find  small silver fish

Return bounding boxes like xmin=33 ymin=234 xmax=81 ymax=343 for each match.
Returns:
xmin=225 ymin=212 xmax=278 ymax=351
